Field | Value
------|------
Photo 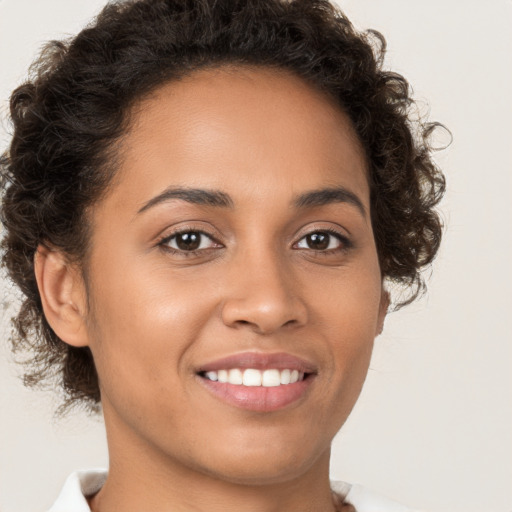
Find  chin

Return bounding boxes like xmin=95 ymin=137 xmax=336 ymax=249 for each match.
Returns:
xmin=201 ymin=460 xmax=314 ymax=487
xmin=191 ymin=436 xmax=330 ymax=487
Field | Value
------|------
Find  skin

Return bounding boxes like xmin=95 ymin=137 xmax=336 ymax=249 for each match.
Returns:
xmin=35 ymin=66 xmax=388 ymax=512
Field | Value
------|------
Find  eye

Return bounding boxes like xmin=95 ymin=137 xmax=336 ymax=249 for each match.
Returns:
xmin=295 ymin=230 xmax=349 ymax=252
xmin=159 ymin=230 xmax=221 ymax=253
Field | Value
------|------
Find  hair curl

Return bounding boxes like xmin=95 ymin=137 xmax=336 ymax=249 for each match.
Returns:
xmin=0 ymin=0 xmax=446 ymax=413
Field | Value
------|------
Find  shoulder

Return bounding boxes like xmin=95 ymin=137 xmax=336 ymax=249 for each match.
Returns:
xmin=47 ymin=469 xmax=107 ymax=512
xmin=332 ymin=481 xmax=424 ymax=512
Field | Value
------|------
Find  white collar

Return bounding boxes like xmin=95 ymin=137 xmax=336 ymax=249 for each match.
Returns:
xmin=48 ymin=470 xmax=107 ymax=512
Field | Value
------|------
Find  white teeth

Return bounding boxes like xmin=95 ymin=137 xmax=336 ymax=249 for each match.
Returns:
xmin=280 ymin=369 xmax=291 ymax=385
xmin=228 ymin=368 xmax=243 ymax=385
xmin=203 ymin=368 xmax=306 ymax=386
xmin=243 ymin=369 xmax=262 ymax=386
xmin=262 ymin=369 xmax=281 ymax=387
xmin=205 ymin=371 xmax=218 ymax=381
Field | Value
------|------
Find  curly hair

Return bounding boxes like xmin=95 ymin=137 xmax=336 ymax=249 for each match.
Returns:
xmin=0 ymin=0 xmax=446 ymax=413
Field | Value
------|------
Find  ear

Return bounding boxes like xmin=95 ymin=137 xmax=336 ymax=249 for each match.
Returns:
xmin=34 ymin=245 xmax=90 ymax=347
xmin=376 ymin=285 xmax=390 ymax=336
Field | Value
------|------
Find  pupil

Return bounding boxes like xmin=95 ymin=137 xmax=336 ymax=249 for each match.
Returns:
xmin=308 ymin=232 xmax=329 ymax=250
xmin=177 ymin=232 xmax=201 ymax=251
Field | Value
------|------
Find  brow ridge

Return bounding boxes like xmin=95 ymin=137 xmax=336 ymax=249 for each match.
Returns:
xmin=137 ymin=185 xmax=366 ymax=217
xmin=292 ymin=187 xmax=366 ymax=217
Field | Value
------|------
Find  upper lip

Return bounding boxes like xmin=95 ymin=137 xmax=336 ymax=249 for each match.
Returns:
xmin=197 ymin=352 xmax=318 ymax=374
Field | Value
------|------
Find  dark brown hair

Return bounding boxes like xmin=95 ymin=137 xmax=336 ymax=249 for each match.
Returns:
xmin=0 ymin=0 xmax=446 ymax=413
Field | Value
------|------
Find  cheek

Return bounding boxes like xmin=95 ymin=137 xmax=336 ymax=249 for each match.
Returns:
xmin=85 ymin=260 xmax=210 ymax=405
xmin=311 ymin=258 xmax=383 ymax=339
xmin=309 ymin=262 xmax=382 ymax=385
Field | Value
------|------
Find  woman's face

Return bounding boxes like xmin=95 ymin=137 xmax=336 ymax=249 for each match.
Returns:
xmin=80 ymin=66 xmax=388 ymax=485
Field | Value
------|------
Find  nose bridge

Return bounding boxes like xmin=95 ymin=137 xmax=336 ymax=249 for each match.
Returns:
xmin=220 ymin=242 xmax=307 ymax=334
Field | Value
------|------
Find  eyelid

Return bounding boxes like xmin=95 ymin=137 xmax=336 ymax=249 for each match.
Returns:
xmin=157 ymin=224 xmax=224 ymax=252
xmin=294 ymin=222 xmax=351 ymax=241
xmin=295 ymin=228 xmax=351 ymax=248
xmin=155 ymin=222 xmax=353 ymax=256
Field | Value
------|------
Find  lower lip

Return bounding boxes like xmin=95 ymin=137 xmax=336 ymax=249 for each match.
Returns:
xmin=198 ymin=375 xmax=314 ymax=412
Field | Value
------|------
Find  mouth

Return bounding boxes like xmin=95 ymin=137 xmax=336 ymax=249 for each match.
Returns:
xmin=196 ymin=352 xmax=317 ymax=412
xmin=199 ymin=368 xmax=308 ymax=387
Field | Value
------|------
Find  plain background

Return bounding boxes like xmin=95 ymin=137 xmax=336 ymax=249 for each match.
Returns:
xmin=0 ymin=0 xmax=511 ymax=511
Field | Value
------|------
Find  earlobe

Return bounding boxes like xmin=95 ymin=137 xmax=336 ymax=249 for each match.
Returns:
xmin=34 ymin=245 xmax=90 ymax=347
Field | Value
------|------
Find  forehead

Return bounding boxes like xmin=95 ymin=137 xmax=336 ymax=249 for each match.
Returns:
xmin=108 ymin=65 xmax=369 ymax=212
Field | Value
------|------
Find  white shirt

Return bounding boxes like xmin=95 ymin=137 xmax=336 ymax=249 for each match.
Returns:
xmin=47 ymin=469 xmax=422 ymax=511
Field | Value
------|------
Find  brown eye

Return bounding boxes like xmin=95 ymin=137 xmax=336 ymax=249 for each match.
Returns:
xmin=161 ymin=230 xmax=219 ymax=252
xmin=175 ymin=232 xmax=201 ymax=251
xmin=306 ymin=232 xmax=329 ymax=250
xmin=296 ymin=231 xmax=346 ymax=251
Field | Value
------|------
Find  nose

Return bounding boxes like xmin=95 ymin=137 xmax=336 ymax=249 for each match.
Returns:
xmin=220 ymin=249 xmax=308 ymax=335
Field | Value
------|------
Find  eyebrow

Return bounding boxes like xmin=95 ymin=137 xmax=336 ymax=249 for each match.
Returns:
xmin=137 ymin=185 xmax=366 ymax=217
xmin=292 ymin=187 xmax=366 ymax=217
xmin=137 ymin=187 xmax=234 ymax=214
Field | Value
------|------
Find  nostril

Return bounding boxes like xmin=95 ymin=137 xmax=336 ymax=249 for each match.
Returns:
xmin=221 ymin=294 xmax=308 ymax=334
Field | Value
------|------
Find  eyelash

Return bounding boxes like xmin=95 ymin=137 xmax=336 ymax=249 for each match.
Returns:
xmin=157 ymin=227 xmax=352 ymax=258
xmin=158 ymin=229 xmax=222 ymax=258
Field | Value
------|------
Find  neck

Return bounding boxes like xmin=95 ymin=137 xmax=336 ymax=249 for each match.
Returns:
xmin=89 ymin=407 xmax=339 ymax=512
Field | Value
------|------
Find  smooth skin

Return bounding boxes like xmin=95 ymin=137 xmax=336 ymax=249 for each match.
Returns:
xmin=35 ymin=66 xmax=389 ymax=512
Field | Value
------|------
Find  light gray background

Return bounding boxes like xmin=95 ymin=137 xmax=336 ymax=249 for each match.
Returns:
xmin=1 ymin=1 xmax=511 ymax=511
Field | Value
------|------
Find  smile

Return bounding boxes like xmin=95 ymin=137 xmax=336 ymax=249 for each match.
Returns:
xmin=203 ymin=368 xmax=305 ymax=387
xmin=196 ymin=352 xmax=316 ymax=412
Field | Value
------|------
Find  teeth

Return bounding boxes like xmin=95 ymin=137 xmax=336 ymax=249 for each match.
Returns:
xmin=243 ymin=369 xmax=262 ymax=386
xmin=262 ymin=369 xmax=281 ymax=387
xmin=280 ymin=369 xmax=291 ymax=385
xmin=203 ymin=368 xmax=306 ymax=386
xmin=228 ymin=368 xmax=243 ymax=385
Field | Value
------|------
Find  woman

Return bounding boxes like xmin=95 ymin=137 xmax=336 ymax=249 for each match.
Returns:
xmin=0 ymin=0 xmax=444 ymax=510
